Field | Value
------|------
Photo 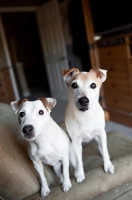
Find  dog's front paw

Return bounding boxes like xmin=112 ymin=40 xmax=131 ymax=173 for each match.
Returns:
xmin=41 ymin=187 xmax=50 ymax=198
xmin=104 ymin=161 xmax=114 ymax=174
xmin=62 ymin=181 xmax=72 ymax=193
xmin=75 ymin=170 xmax=85 ymax=183
xmin=76 ymin=174 xmax=85 ymax=183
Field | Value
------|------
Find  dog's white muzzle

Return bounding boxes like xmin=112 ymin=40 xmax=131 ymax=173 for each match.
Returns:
xmin=77 ymin=96 xmax=89 ymax=112
xmin=22 ymin=125 xmax=36 ymax=141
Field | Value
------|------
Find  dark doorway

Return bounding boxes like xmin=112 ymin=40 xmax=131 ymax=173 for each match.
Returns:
xmin=1 ymin=12 xmax=50 ymax=97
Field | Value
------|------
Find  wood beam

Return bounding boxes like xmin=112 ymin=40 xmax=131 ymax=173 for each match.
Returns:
xmin=82 ymin=0 xmax=99 ymax=69
xmin=0 ymin=6 xmax=38 ymax=13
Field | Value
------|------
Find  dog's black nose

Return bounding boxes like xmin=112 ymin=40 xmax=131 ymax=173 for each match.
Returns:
xmin=78 ymin=97 xmax=89 ymax=106
xmin=22 ymin=125 xmax=34 ymax=136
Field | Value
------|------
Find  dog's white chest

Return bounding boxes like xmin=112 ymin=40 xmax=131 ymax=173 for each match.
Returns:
xmin=77 ymin=119 xmax=101 ymax=142
xmin=31 ymin=142 xmax=62 ymax=167
xmin=41 ymin=154 xmax=61 ymax=166
xmin=81 ymin=126 xmax=95 ymax=142
xmin=72 ymin=108 xmax=104 ymax=142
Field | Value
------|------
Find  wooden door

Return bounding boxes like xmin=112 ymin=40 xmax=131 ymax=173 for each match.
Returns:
xmin=36 ymin=0 xmax=69 ymax=100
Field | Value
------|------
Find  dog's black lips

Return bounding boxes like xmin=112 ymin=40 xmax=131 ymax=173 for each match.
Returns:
xmin=24 ymin=135 xmax=36 ymax=141
xmin=24 ymin=133 xmax=35 ymax=140
xmin=79 ymin=108 xmax=88 ymax=112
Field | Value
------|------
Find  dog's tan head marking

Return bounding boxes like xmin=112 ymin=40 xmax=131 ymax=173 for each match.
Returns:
xmin=62 ymin=68 xmax=80 ymax=84
xmin=39 ymin=97 xmax=57 ymax=112
xmin=10 ymin=99 xmax=28 ymax=113
xmin=63 ymin=68 xmax=107 ymax=85
xmin=10 ymin=98 xmax=57 ymax=114
xmin=89 ymin=68 xmax=107 ymax=83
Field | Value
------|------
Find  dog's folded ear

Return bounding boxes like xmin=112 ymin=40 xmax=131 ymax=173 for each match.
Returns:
xmin=62 ymin=68 xmax=80 ymax=84
xmin=90 ymin=68 xmax=107 ymax=82
xmin=39 ymin=97 xmax=57 ymax=112
xmin=10 ymin=99 xmax=28 ymax=113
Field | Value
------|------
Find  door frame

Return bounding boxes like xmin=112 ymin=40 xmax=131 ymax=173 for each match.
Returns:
xmin=82 ymin=0 xmax=99 ymax=69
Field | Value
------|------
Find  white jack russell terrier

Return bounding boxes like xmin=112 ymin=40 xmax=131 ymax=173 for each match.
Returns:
xmin=62 ymin=68 xmax=114 ymax=183
xmin=10 ymin=97 xmax=72 ymax=198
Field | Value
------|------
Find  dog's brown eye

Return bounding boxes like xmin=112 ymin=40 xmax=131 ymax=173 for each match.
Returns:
xmin=71 ymin=82 xmax=78 ymax=89
xmin=19 ymin=112 xmax=25 ymax=118
xmin=90 ymin=83 xmax=96 ymax=89
xmin=39 ymin=110 xmax=44 ymax=115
